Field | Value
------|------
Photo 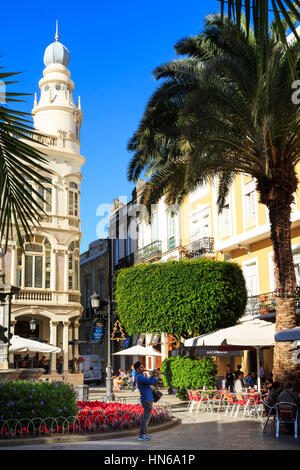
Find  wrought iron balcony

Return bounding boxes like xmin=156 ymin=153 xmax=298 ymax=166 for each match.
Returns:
xmin=244 ymin=289 xmax=300 ymax=319
xmin=134 ymin=241 xmax=162 ymax=264
xmin=182 ymin=237 xmax=214 ymax=259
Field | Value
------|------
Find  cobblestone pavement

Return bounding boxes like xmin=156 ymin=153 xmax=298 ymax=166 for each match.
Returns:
xmin=1 ymin=402 xmax=300 ymax=451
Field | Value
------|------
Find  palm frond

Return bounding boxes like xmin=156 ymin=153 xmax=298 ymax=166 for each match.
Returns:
xmin=0 ymin=68 xmax=53 ymax=250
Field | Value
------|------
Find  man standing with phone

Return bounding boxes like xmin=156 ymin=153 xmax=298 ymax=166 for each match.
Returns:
xmin=134 ymin=361 xmax=158 ymax=441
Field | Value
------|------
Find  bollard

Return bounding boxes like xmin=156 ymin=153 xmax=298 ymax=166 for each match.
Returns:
xmin=76 ymin=384 xmax=89 ymax=401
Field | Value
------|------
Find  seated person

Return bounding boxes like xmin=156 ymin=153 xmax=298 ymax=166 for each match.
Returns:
xmin=234 ymin=372 xmax=245 ymax=393
xmin=277 ymin=382 xmax=300 ymax=408
xmin=245 ymin=371 xmax=256 ymax=388
xmin=266 ymin=381 xmax=281 ymax=407
xmin=234 ymin=364 xmax=243 ymax=380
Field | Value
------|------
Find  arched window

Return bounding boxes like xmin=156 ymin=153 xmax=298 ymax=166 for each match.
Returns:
xmin=168 ymin=210 xmax=176 ymax=250
xmin=16 ymin=236 xmax=52 ymax=289
xmin=68 ymin=241 xmax=80 ymax=291
xmin=25 ymin=176 xmax=53 ymax=214
xmin=38 ymin=178 xmax=52 ymax=213
xmin=68 ymin=182 xmax=79 ymax=217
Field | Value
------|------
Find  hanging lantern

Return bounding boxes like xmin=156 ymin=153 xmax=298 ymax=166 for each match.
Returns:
xmin=29 ymin=317 xmax=37 ymax=332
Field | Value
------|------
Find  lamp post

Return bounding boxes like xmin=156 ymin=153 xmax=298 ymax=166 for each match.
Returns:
xmin=90 ymin=289 xmax=115 ymax=402
xmin=0 ymin=270 xmax=20 ymax=369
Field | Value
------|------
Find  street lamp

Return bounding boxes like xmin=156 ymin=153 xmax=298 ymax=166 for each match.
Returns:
xmin=0 ymin=269 xmax=20 ymax=369
xmin=29 ymin=317 xmax=37 ymax=332
xmin=90 ymin=290 xmax=115 ymax=402
xmin=90 ymin=292 xmax=100 ymax=311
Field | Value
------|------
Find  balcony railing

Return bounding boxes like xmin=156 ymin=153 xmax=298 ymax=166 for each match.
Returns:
xmin=15 ymin=290 xmax=53 ymax=302
xmin=134 ymin=241 xmax=162 ymax=264
xmin=182 ymin=237 xmax=214 ymax=259
xmin=245 ymin=289 xmax=300 ymax=318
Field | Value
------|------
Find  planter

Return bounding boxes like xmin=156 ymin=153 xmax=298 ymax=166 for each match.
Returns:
xmin=18 ymin=368 xmax=45 ymax=381
xmin=0 ymin=369 xmax=22 ymax=381
xmin=259 ymin=308 xmax=269 ymax=315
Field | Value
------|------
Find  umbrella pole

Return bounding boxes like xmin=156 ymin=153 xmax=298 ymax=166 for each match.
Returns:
xmin=256 ymin=347 xmax=261 ymax=392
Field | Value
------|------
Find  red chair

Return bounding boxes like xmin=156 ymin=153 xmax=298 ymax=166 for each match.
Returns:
xmin=186 ymin=389 xmax=194 ymax=413
xmin=187 ymin=390 xmax=201 ymax=414
xmin=212 ymin=389 xmax=227 ymax=413
xmin=234 ymin=392 xmax=258 ymax=418
xmin=224 ymin=392 xmax=238 ymax=416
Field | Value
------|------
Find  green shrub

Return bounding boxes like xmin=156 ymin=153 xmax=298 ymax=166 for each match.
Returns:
xmin=0 ymin=380 xmax=77 ymax=420
xmin=161 ymin=356 xmax=217 ymax=399
xmin=115 ymin=259 xmax=247 ymax=337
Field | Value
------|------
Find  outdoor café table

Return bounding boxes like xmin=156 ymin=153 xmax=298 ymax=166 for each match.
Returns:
xmin=239 ymin=391 xmax=263 ymax=417
xmin=197 ymin=389 xmax=219 ymax=413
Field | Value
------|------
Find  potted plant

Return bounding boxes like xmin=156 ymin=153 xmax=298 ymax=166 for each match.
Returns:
xmin=258 ymin=295 xmax=269 ymax=315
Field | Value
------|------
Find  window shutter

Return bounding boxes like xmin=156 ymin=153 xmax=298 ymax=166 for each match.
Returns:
xmin=25 ymin=255 xmax=33 ymax=287
xmin=75 ymin=260 xmax=79 ymax=291
xmin=69 ymin=191 xmax=74 ymax=216
xmin=34 ymin=256 xmax=43 ymax=288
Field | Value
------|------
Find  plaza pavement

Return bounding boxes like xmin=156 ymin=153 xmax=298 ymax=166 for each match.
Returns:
xmin=1 ymin=387 xmax=300 ymax=450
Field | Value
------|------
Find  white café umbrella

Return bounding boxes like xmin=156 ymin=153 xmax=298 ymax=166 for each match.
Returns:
xmin=9 ymin=335 xmax=61 ymax=354
xmin=113 ymin=344 xmax=162 ymax=357
xmin=184 ymin=319 xmax=275 ymax=391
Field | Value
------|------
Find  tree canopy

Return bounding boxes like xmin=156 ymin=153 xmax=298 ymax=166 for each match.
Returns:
xmin=115 ymin=259 xmax=247 ymax=338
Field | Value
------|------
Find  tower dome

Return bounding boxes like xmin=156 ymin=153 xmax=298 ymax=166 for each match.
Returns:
xmin=43 ymin=21 xmax=70 ymax=67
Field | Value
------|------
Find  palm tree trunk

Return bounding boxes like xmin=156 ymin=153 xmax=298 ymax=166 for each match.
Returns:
xmin=268 ymin=201 xmax=299 ymax=385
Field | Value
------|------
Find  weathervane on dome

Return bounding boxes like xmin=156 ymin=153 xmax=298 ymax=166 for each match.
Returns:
xmin=55 ymin=20 xmax=59 ymax=42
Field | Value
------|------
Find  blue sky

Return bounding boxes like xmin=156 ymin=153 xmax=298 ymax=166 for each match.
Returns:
xmin=1 ymin=0 xmax=222 ymax=253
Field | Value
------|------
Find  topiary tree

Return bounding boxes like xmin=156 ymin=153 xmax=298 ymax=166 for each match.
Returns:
xmin=160 ymin=356 xmax=218 ymax=399
xmin=115 ymin=258 xmax=247 ymax=340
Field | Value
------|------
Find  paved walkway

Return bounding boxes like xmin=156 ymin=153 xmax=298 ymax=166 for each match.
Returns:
xmin=1 ymin=399 xmax=300 ymax=450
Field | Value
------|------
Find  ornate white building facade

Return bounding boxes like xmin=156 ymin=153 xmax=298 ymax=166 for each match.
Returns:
xmin=2 ymin=26 xmax=85 ymax=376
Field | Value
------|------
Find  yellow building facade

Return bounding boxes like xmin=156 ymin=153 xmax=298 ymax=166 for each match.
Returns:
xmin=180 ymin=174 xmax=300 ymax=379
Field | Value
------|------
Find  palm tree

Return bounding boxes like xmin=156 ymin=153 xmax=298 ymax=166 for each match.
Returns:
xmin=219 ymin=0 xmax=300 ymax=74
xmin=127 ymin=16 xmax=300 ymax=384
xmin=0 ymin=67 xmax=51 ymax=251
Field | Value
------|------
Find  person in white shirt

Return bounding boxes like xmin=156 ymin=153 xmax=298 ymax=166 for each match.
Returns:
xmin=234 ymin=372 xmax=245 ymax=392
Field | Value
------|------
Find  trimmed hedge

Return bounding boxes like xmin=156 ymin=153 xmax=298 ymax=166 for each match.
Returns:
xmin=0 ymin=380 xmax=77 ymax=420
xmin=115 ymin=259 xmax=247 ymax=337
xmin=161 ymin=356 xmax=217 ymax=398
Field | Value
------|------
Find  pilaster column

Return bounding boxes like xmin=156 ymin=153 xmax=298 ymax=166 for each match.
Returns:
xmin=49 ymin=320 xmax=58 ymax=373
xmin=62 ymin=321 xmax=70 ymax=373
xmin=74 ymin=320 xmax=79 ymax=361
xmin=9 ymin=320 xmax=17 ymax=365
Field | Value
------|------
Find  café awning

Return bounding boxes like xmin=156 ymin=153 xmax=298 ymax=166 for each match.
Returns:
xmin=184 ymin=319 xmax=275 ymax=391
xmin=113 ymin=344 xmax=162 ymax=357
xmin=9 ymin=335 xmax=61 ymax=354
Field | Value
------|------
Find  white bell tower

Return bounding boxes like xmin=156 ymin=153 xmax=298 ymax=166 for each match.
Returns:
xmin=32 ymin=21 xmax=82 ymax=154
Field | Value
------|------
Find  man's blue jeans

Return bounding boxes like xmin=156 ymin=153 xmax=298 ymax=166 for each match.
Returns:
xmin=140 ymin=400 xmax=153 ymax=436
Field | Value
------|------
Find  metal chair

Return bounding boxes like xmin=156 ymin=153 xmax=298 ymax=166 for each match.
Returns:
xmin=275 ymin=402 xmax=299 ymax=438
xmin=261 ymin=396 xmax=276 ymax=433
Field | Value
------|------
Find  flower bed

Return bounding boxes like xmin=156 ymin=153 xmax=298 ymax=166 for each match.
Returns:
xmin=0 ymin=401 xmax=171 ymax=438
